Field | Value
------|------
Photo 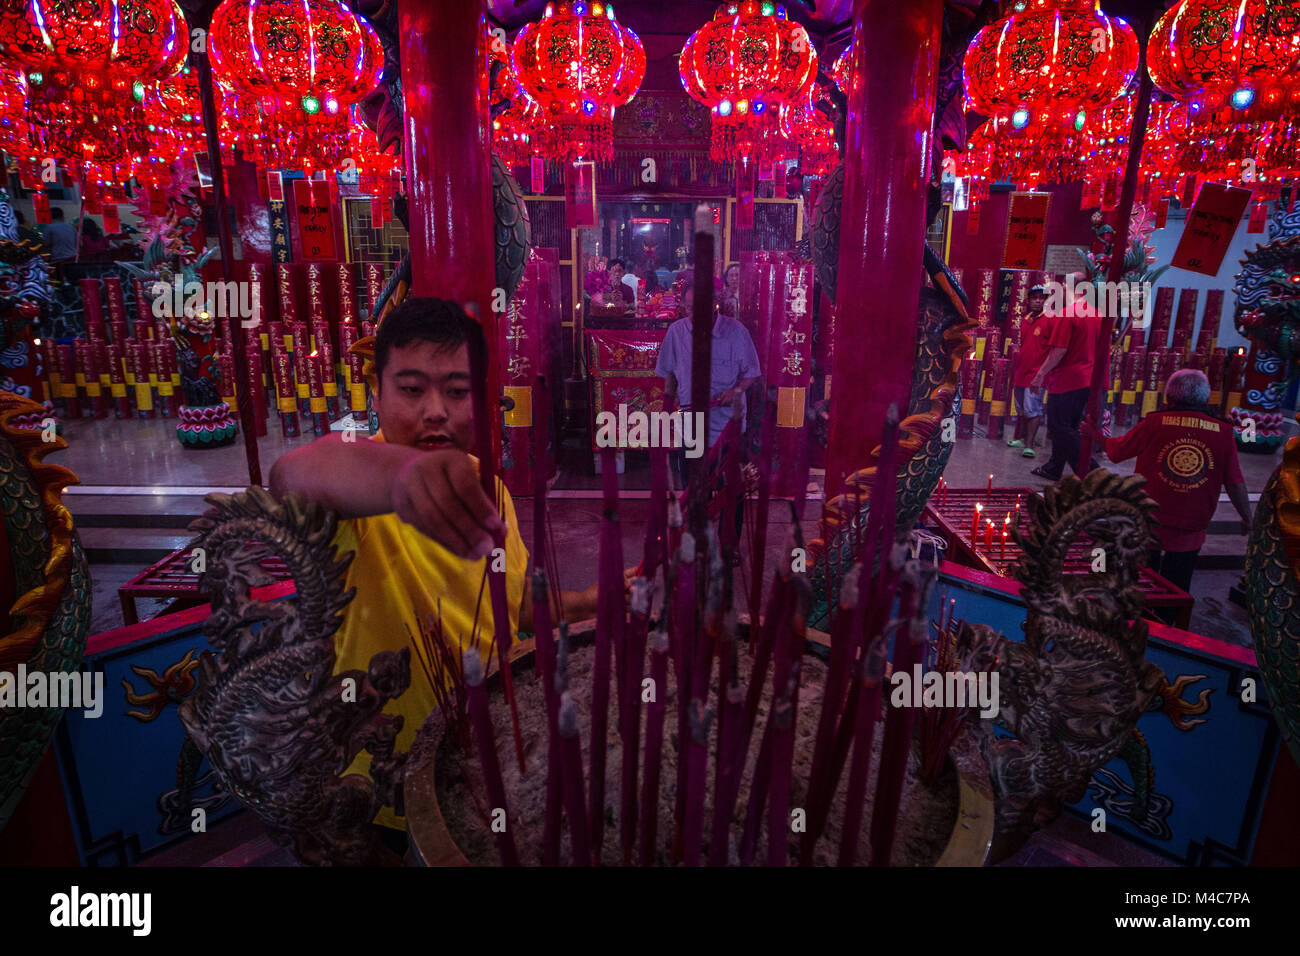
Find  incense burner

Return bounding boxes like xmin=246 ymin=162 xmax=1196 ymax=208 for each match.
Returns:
xmin=403 ymin=621 xmax=997 ymax=868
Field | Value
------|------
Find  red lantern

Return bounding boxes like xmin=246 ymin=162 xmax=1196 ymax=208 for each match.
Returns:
xmin=209 ymin=0 xmax=383 ymax=172
xmin=964 ymin=0 xmax=1137 ymax=118
xmin=679 ymin=2 xmax=817 ymax=165
xmin=1148 ymin=2 xmax=1300 ymax=188
xmin=780 ymin=90 xmax=838 ymax=175
xmin=210 ymin=0 xmax=383 ymax=105
xmin=511 ymin=1 xmax=644 ymax=163
xmin=0 ymin=0 xmax=186 ymax=176
xmin=961 ymin=0 xmax=1137 ymax=187
xmin=830 ymin=44 xmax=853 ymax=97
xmin=1148 ymin=1 xmax=1300 ymax=101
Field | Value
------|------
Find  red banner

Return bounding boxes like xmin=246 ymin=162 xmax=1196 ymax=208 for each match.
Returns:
xmin=565 ymin=161 xmax=597 ymax=228
xmin=1171 ymin=181 xmax=1251 ymax=276
xmin=1001 ymin=192 xmax=1051 ymax=270
xmin=292 ymin=178 xmax=338 ymax=261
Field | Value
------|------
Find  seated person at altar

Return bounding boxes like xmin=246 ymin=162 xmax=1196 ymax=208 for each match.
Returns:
xmin=655 ymin=285 xmax=760 ymax=487
xmin=270 ymin=297 xmax=600 ymax=832
xmin=596 ymin=258 xmax=637 ymax=314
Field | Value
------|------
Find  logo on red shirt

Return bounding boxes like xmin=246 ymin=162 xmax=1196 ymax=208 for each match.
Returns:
xmin=1160 ymin=438 xmax=1214 ymax=490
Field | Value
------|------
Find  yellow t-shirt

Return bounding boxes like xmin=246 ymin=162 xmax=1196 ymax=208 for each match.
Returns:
xmin=331 ymin=433 xmax=529 ymax=830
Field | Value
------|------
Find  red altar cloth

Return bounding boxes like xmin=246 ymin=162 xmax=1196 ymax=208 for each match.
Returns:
xmin=585 ymin=329 xmax=668 ymax=449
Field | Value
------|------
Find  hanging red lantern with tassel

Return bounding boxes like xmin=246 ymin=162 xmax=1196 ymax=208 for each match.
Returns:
xmin=209 ymin=0 xmax=384 ymax=172
xmin=679 ymin=1 xmax=816 ymax=166
xmin=0 ymin=0 xmax=187 ymax=179
xmin=1147 ymin=0 xmax=1300 ymax=189
xmin=511 ymin=1 xmax=644 ymax=163
xmin=962 ymin=0 xmax=1138 ymax=187
xmin=780 ymin=89 xmax=838 ymax=176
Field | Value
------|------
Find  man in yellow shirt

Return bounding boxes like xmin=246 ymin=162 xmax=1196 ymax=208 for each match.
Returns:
xmin=270 ymin=297 xmax=597 ymax=833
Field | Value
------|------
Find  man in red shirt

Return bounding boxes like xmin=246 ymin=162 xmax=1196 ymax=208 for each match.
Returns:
xmin=1007 ymin=284 xmax=1050 ymax=459
xmin=1090 ymin=369 xmax=1252 ymax=604
xmin=1030 ymin=274 xmax=1102 ymax=481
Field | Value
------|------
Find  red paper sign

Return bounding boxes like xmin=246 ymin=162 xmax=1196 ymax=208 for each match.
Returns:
xmin=31 ymin=191 xmax=50 ymax=224
xmin=1101 ymin=177 xmax=1119 ymax=211
xmin=967 ymin=202 xmax=981 ymax=235
xmin=1155 ymin=197 xmax=1170 ymax=229
xmin=102 ymin=204 xmax=120 ymax=234
xmin=1001 ymin=192 xmax=1051 ymax=270
xmin=268 ymin=171 xmax=284 ymax=202
xmin=1181 ymin=175 xmax=1198 ymax=208
xmin=1248 ymin=201 xmax=1268 ymax=234
xmin=1171 ymin=181 xmax=1251 ymax=276
xmin=530 ymin=156 xmax=544 ymax=194
xmin=565 ymin=161 xmax=597 ymax=228
xmin=293 ymin=178 xmax=338 ymax=261
xmin=774 ymin=163 xmax=787 ymax=196
xmin=757 ymin=162 xmax=773 ymax=181
xmin=736 ymin=162 xmax=757 ymax=229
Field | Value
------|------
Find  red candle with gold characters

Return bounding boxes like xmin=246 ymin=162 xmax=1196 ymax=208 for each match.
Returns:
xmin=153 ymin=337 xmax=173 ymax=418
xmin=290 ymin=322 xmax=311 ymax=416
xmin=129 ymin=342 xmax=153 ymax=418
xmin=106 ymin=340 xmax=130 ymax=419
xmin=269 ymin=329 xmax=300 ymax=438
xmin=58 ymin=344 xmax=80 ymax=418
xmin=365 ymin=263 xmax=386 ymax=321
xmin=305 ymin=349 xmax=329 ymax=436
xmin=339 ymin=320 xmax=365 ymax=414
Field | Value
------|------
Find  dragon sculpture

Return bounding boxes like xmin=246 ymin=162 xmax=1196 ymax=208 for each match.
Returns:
xmin=1239 ymin=209 xmax=1300 ymax=768
xmin=178 ymin=488 xmax=412 ymax=866
xmin=954 ymin=470 xmax=1165 ymax=859
xmin=1228 ymin=208 xmax=1300 ymax=452
xmin=0 ymin=391 xmax=92 ymax=834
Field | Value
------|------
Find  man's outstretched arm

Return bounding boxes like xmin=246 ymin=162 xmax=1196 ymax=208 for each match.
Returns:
xmin=269 ymin=434 xmax=503 ymax=559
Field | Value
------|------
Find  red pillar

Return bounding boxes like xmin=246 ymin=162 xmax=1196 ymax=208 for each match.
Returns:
xmin=398 ymin=0 xmax=501 ymax=463
xmin=824 ymin=0 xmax=943 ymax=496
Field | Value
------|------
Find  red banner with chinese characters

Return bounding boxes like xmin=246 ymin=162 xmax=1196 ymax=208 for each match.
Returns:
xmin=757 ymin=256 xmax=812 ymax=498
xmin=973 ymin=267 xmax=998 ymax=326
xmin=585 ymin=329 xmax=667 ymax=450
xmin=1001 ymin=192 xmax=1051 ymax=270
xmin=292 ymin=178 xmax=338 ymax=261
xmin=1171 ymin=181 xmax=1251 ymax=276
xmin=498 ymin=250 xmax=561 ymax=495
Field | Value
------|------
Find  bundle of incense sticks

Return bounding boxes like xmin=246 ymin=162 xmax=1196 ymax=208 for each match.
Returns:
xmin=436 ymin=208 xmax=942 ymax=866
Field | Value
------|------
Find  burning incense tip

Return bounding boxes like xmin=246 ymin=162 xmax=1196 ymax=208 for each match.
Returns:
xmin=559 ymin=692 xmax=580 ymax=737
xmin=463 ymin=646 xmax=485 ymax=687
xmin=678 ymin=531 xmax=696 ymax=564
xmin=839 ymin=564 xmax=862 ymax=610
xmin=694 ymin=203 xmax=713 ymax=235
xmin=630 ymin=578 xmax=651 ymax=616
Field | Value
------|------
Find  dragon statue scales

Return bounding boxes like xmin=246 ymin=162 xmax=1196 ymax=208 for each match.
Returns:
xmin=955 ymin=470 xmax=1165 ymax=857
xmin=1240 ymin=207 xmax=1300 ymax=767
xmin=178 ymin=489 xmax=413 ymax=866
xmin=0 ymin=392 xmax=92 ymax=834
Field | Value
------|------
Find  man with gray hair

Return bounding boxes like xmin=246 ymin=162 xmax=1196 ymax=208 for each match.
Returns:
xmin=1089 ymin=368 xmax=1252 ymax=609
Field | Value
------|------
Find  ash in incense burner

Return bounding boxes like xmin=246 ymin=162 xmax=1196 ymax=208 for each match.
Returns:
xmin=430 ymin=628 xmax=964 ymax=867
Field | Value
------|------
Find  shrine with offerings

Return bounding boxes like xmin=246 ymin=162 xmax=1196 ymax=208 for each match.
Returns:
xmin=0 ymin=0 xmax=1298 ymax=921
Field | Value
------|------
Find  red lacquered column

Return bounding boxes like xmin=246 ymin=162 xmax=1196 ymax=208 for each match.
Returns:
xmin=824 ymin=0 xmax=943 ymax=495
xmin=399 ymin=0 xmax=500 ymax=466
